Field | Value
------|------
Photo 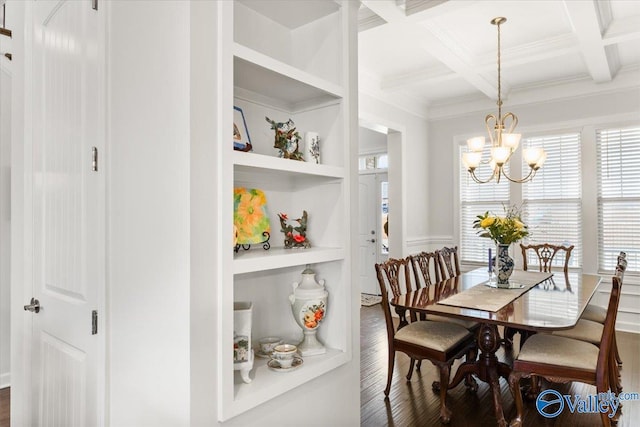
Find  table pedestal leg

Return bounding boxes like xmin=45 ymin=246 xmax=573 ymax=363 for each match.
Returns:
xmin=448 ymin=323 xmax=511 ymax=426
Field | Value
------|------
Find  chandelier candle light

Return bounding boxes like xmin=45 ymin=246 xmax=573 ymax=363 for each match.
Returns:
xmin=462 ymin=17 xmax=547 ymax=184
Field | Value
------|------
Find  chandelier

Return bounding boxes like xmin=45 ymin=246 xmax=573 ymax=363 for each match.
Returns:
xmin=462 ymin=17 xmax=546 ymax=184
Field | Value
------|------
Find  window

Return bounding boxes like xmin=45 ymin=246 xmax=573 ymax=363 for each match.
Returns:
xmin=358 ymin=153 xmax=388 ymax=171
xmin=459 ymin=144 xmax=510 ymax=263
xmin=521 ymin=133 xmax=582 ymax=268
xmin=597 ymin=126 xmax=640 ymax=272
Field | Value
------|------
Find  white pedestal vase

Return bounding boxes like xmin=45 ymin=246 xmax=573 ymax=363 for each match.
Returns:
xmin=233 ymin=301 xmax=253 ymax=383
xmin=289 ymin=265 xmax=328 ymax=356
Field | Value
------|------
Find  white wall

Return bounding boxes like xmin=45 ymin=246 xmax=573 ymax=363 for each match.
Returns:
xmin=359 ymin=126 xmax=386 ymax=154
xmin=359 ymin=92 xmax=430 ymax=255
xmin=107 ymin=2 xmax=191 ymax=425
xmin=0 ymin=60 xmax=11 ymax=389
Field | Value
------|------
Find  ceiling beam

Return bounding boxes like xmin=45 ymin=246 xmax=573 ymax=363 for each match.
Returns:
xmin=362 ymin=0 xmax=498 ymax=99
xmin=563 ymin=0 xmax=618 ymax=83
xmin=603 ymin=15 xmax=640 ymax=45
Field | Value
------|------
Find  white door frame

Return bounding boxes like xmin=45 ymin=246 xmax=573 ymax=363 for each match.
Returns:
xmin=359 ymin=115 xmax=407 ymax=258
xmin=11 ymin=2 xmax=30 ymax=424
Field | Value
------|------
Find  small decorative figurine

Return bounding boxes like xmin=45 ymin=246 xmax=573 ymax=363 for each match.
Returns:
xmin=278 ymin=211 xmax=311 ymax=249
xmin=266 ymin=116 xmax=304 ymax=161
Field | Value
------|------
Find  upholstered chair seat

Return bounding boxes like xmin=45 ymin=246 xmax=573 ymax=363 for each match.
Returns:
xmin=516 ymin=334 xmax=599 ymax=371
xmin=550 ymin=319 xmax=603 ymax=345
xmin=396 ymin=320 xmax=472 ymax=352
xmin=581 ymin=304 xmax=607 ymax=323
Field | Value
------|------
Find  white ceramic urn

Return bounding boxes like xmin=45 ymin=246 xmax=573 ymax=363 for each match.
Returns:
xmin=289 ymin=265 xmax=328 ymax=356
xmin=233 ymin=301 xmax=253 ymax=383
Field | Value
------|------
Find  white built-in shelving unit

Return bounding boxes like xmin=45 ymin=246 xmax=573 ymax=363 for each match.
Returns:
xmin=216 ymin=0 xmax=357 ymax=421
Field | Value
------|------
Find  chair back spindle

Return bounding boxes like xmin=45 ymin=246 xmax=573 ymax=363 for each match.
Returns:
xmin=438 ymin=246 xmax=461 ymax=280
xmin=410 ymin=251 xmax=442 ymax=289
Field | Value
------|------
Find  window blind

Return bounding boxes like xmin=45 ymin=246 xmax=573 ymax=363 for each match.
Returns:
xmin=597 ymin=127 xmax=640 ymax=272
xmin=459 ymin=144 xmax=510 ymax=263
xmin=521 ymin=133 xmax=582 ymax=268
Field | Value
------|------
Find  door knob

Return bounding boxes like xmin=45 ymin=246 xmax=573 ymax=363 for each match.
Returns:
xmin=24 ymin=297 xmax=40 ymax=313
xmin=370 ymin=239 xmax=376 ymax=243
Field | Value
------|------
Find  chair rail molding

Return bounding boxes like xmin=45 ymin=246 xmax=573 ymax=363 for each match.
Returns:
xmin=407 ymin=235 xmax=453 ymax=254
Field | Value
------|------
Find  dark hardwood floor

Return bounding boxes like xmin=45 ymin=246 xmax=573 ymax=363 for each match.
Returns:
xmin=361 ymin=304 xmax=639 ymax=427
xmin=0 ymin=387 xmax=8 ymax=427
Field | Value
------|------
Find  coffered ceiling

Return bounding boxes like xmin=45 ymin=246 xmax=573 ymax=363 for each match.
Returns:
xmin=358 ymin=0 xmax=640 ymax=120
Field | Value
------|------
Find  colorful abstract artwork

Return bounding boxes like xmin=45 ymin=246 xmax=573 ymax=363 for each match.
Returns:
xmin=233 ymin=187 xmax=271 ymax=246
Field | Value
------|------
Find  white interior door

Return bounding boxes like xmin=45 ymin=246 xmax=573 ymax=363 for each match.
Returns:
xmin=359 ymin=173 xmax=378 ymax=294
xmin=359 ymin=172 xmax=390 ymax=294
xmin=26 ymin=1 xmax=105 ymax=425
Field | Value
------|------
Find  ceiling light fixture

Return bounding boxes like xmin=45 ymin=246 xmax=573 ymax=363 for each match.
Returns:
xmin=462 ymin=17 xmax=546 ymax=184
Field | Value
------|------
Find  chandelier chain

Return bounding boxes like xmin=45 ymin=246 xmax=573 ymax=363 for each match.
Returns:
xmin=497 ymin=20 xmax=502 ymax=120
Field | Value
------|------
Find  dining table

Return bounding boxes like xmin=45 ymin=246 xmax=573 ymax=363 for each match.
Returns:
xmin=390 ymin=267 xmax=602 ymax=427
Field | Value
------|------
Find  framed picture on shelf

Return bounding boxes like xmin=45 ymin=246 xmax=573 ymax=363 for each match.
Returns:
xmin=233 ymin=106 xmax=252 ymax=152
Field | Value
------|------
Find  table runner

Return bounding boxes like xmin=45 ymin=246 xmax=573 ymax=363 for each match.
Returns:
xmin=437 ymin=270 xmax=553 ymax=312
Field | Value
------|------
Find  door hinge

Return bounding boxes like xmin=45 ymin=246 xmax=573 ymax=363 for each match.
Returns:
xmin=92 ymin=147 xmax=98 ymax=171
xmin=92 ymin=310 xmax=98 ymax=335
xmin=92 ymin=0 xmax=98 ymax=11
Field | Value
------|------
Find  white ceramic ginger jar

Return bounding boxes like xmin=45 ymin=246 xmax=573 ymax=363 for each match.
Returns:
xmin=289 ymin=265 xmax=328 ymax=356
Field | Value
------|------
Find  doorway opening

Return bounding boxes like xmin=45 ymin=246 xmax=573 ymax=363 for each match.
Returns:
xmin=358 ymin=121 xmax=404 ymax=297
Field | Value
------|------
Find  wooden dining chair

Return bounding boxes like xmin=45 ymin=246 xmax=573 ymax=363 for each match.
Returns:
xmin=581 ymin=252 xmax=627 ymax=368
xmin=437 ymin=246 xmax=461 ymax=280
xmin=520 ymin=242 xmax=574 ymax=273
xmin=375 ymin=259 xmax=477 ymax=424
xmin=508 ymin=263 xmax=626 ymax=427
xmin=409 ymin=252 xmax=479 ymax=378
xmin=549 ymin=252 xmax=627 ymax=393
xmin=503 ymin=243 xmax=575 ymax=348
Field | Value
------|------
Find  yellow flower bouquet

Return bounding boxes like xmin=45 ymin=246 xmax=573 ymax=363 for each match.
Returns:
xmin=473 ymin=205 xmax=529 ymax=245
